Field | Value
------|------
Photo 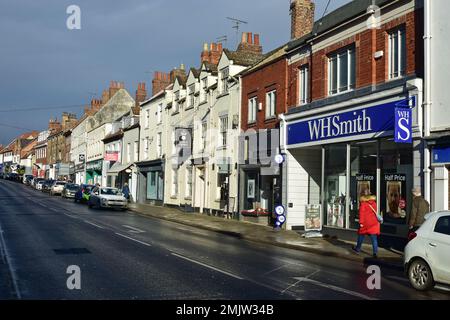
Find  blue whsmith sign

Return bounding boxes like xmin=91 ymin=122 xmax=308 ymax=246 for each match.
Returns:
xmin=287 ymin=98 xmax=415 ymax=147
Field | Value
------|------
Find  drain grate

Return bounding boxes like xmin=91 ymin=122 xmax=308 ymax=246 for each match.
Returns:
xmin=53 ymin=248 xmax=91 ymax=255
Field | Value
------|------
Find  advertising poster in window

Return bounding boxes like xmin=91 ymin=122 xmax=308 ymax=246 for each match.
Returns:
xmin=247 ymin=179 xmax=255 ymax=199
xmin=383 ymin=174 xmax=407 ymax=224
xmin=305 ymin=204 xmax=322 ymax=231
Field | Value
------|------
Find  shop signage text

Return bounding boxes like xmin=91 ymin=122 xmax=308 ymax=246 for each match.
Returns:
xmin=432 ymin=146 xmax=450 ymax=164
xmin=287 ymin=99 xmax=413 ymax=146
xmin=394 ymin=107 xmax=412 ymax=144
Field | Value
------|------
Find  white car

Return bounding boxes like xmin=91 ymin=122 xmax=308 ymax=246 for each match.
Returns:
xmin=49 ymin=181 xmax=67 ymax=196
xmin=88 ymin=187 xmax=128 ymax=210
xmin=36 ymin=180 xmax=45 ymax=190
xmin=404 ymin=211 xmax=450 ymax=291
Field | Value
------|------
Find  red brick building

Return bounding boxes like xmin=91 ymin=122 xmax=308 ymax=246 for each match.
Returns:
xmin=280 ymin=0 xmax=424 ymax=246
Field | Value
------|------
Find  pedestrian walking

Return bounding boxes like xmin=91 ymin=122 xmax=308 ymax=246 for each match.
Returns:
xmin=122 ymin=183 xmax=130 ymax=202
xmin=409 ymin=188 xmax=430 ymax=233
xmin=352 ymin=189 xmax=381 ymax=258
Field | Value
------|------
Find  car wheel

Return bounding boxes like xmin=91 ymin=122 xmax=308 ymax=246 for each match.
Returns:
xmin=408 ymin=259 xmax=435 ymax=291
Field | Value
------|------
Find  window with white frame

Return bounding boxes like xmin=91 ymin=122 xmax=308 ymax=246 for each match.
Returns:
xmin=328 ymin=46 xmax=355 ymax=95
xmin=202 ymin=122 xmax=207 ymax=152
xmin=389 ymin=28 xmax=406 ymax=79
xmin=188 ymin=84 xmax=195 ymax=108
xmin=220 ymin=116 xmax=228 ymax=147
xmin=220 ymin=68 xmax=229 ymax=94
xmin=299 ymin=65 xmax=309 ymax=105
xmin=157 ymin=103 xmax=162 ymax=124
xmin=127 ymin=143 xmax=131 ymax=163
xmin=134 ymin=141 xmax=138 ymax=162
xmin=200 ymin=78 xmax=207 ymax=102
xmin=265 ymin=90 xmax=276 ymax=119
xmin=248 ymin=97 xmax=257 ymax=123
xmin=145 ymin=110 xmax=150 ymax=128
xmin=172 ymin=168 xmax=178 ymax=196
xmin=143 ymin=138 xmax=149 ymax=159
xmin=157 ymin=132 xmax=162 ymax=158
xmin=186 ymin=166 xmax=193 ymax=198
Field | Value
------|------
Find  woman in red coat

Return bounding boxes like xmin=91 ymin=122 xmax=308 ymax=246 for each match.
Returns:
xmin=352 ymin=190 xmax=381 ymax=258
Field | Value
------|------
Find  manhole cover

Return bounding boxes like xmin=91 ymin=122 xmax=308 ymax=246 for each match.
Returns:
xmin=53 ymin=248 xmax=91 ymax=255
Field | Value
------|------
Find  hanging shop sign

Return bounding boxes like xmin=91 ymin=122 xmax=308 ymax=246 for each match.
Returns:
xmin=287 ymin=98 xmax=415 ymax=147
xmin=105 ymin=151 xmax=119 ymax=162
xmin=394 ymin=107 xmax=412 ymax=144
xmin=86 ymin=160 xmax=102 ymax=171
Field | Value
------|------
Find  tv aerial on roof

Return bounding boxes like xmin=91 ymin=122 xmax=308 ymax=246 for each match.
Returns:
xmin=226 ymin=17 xmax=248 ymax=45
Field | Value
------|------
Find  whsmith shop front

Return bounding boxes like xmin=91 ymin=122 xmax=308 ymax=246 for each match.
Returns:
xmin=281 ymin=85 xmax=423 ymax=246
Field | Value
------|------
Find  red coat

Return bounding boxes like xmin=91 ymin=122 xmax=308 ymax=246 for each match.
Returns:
xmin=358 ymin=196 xmax=380 ymax=235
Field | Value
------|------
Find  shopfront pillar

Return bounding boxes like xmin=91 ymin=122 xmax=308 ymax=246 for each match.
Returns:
xmin=433 ymin=166 xmax=449 ymax=211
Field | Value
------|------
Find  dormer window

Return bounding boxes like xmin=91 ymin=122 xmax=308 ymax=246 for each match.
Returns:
xmin=174 ymin=92 xmax=180 ymax=113
xmin=200 ymin=78 xmax=207 ymax=103
xmin=220 ymin=68 xmax=229 ymax=94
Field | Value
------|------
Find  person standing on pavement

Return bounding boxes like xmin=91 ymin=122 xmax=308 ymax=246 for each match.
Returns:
xmin=122 ymin=183 xmax=130 ymax=202
xmin=352 ymin=189 xmax=381 ymax=258
xmin=409 ymin=188 xmax=430 ymax=232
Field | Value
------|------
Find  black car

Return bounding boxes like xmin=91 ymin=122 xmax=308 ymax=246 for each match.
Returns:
xmin=62 ymin=183 xmax=80 ymax=199
xmin=74 ymin=184 xmax=94 ymax=203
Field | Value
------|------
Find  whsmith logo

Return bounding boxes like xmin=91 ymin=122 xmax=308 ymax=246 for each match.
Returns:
xmin=308 ymin=109 xmax=372 ymax=140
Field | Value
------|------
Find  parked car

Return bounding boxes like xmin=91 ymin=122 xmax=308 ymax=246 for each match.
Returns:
xmin=404 ymin=211 xmax=450 ymax=291
xmin=22 ymin=174 xmax=33 ymax=185
xmin=49 ymin=181 xmax=67 ymax=196
xmin=41 ymin=180 xmax=55 ymax=193
xmin=88 ymin=187 xmax=128 ymax=210
xmin=35 ymin=180 xmax=45 ymax=190
xmin=62 ymin=183 xmax=79 ymax=199
xmin=74 ymin=184 xmax=94 ymax=203
xmin=31 ymin=178 xmax=44 ymax=188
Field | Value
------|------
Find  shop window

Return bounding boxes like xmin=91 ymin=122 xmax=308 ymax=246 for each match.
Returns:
xmin=243 ymin=171 xmax=259 ymax=211
xmin=325 ymin=144 xmax=347 ymax=228
xmin=217 ymin=173 xmax=228 ymax=200
xmin=350 ymin=141 xmax=378 ymax=230
xmin=299 ymin=65 xmax=309 ymax=105
xmin=379 ymin=140 xmax=413 ymax=225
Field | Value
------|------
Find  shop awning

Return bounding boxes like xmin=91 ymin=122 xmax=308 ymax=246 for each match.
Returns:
xmin=107 ymin=162 xmax=132 ymax=175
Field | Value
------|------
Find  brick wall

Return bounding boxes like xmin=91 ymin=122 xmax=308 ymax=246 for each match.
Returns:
xmin=241 ymin=57 xmax=288 ymax=132
xmin=288 ymin=9 xmax=423 ymax=109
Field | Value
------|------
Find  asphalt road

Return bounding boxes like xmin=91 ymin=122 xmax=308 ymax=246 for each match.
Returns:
xmin=0 ymin=179 xmax=449 ymax=300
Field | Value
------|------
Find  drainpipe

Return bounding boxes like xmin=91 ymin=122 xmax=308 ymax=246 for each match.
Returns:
xmin=423 ymin=0 xmax=432 ymax=204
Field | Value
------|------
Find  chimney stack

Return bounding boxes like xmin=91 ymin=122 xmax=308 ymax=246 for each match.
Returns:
xmin=152 ymin=71 xmax=171 ymax=96
xmin=169 ymin=64 xmax=186 ymax=83
xmin=102 ymin=90 xmax=109 ymax=105
xmin=61 ymin=112 xmax=77 ymax=131
xmin=237 ymin=32 xmax=263 ymax=54
xmin=209 ymin=42 xmax=223 ymax=65
xmin=108 ymin=80 xmax=124 ymax=99
xmin=48 ymin=117 xmax=61 ymax=133
xmin=135 ymin=82 xmax=147 ymax=107
xmin=290 ymin=0 xmax=315 ymax=40
xmin=90 ymin=98 xmax=102 ymax=112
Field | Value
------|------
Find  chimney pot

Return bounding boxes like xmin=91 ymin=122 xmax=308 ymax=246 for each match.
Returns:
xmin=254 ymin=34 xmax=260 ymax=46
xmin=247 ymin=32 xmax=253 ymax=44
xmin=241 ymin=32 xmax=247 ymax=43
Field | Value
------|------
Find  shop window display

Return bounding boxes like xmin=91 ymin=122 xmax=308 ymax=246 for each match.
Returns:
xmin=325 ymin=144 xmax=347 ymax=228
xmin=350 ymin=142 xmax=377 ymax=229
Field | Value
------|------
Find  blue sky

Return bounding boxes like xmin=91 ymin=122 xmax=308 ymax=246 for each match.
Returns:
xmin=0 ymin=0 xmax=350 ymax=145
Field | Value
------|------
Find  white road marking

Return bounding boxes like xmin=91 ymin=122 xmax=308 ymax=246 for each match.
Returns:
xmin=171 ymin=252 xmax=244 ymax=280
xmin=281 ymin=270 xmax=319 ymax=294
xmin=115 ymin=233 xmax=152 ymax=247
xmin=84 ymin=220 xmax=105 ymax=229
xmin=293 ymin=277 xmax=378 ymax=300
xmin=0 ymin=226 xmax=22 ymax=299
xmin=63 ymin=213 xmax=79 ymax=219
xmin=122 ymin=225 xmax=145 ymax=234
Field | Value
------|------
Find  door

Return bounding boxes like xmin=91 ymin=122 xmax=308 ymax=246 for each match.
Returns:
xmin=146 ymin=171 xmax=157 ymax=200
xmin=196 ymin=167 xmax=205 ymax=213
xmin=426 ymin=215 xmax=450 ymax=284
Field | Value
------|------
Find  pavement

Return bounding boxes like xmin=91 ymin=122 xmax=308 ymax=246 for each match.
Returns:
xmin=128 ymin=203 xmax=404 ymax=270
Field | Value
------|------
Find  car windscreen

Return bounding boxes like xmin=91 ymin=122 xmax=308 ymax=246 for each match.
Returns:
xmin=56 ymin=182 xmax=66 ymax=186
xmin=66 ymin=184 xmax=79 ymax=190
xmin=100 ymin=188 xmax=121 ymax=195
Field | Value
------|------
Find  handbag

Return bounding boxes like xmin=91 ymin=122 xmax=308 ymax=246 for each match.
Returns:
xmin=368 ymin=204 xmax=384 ymax=224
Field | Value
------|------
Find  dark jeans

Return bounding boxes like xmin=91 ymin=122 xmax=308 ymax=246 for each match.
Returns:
xmin=355 ymin=234 xmax=378 ymax=255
